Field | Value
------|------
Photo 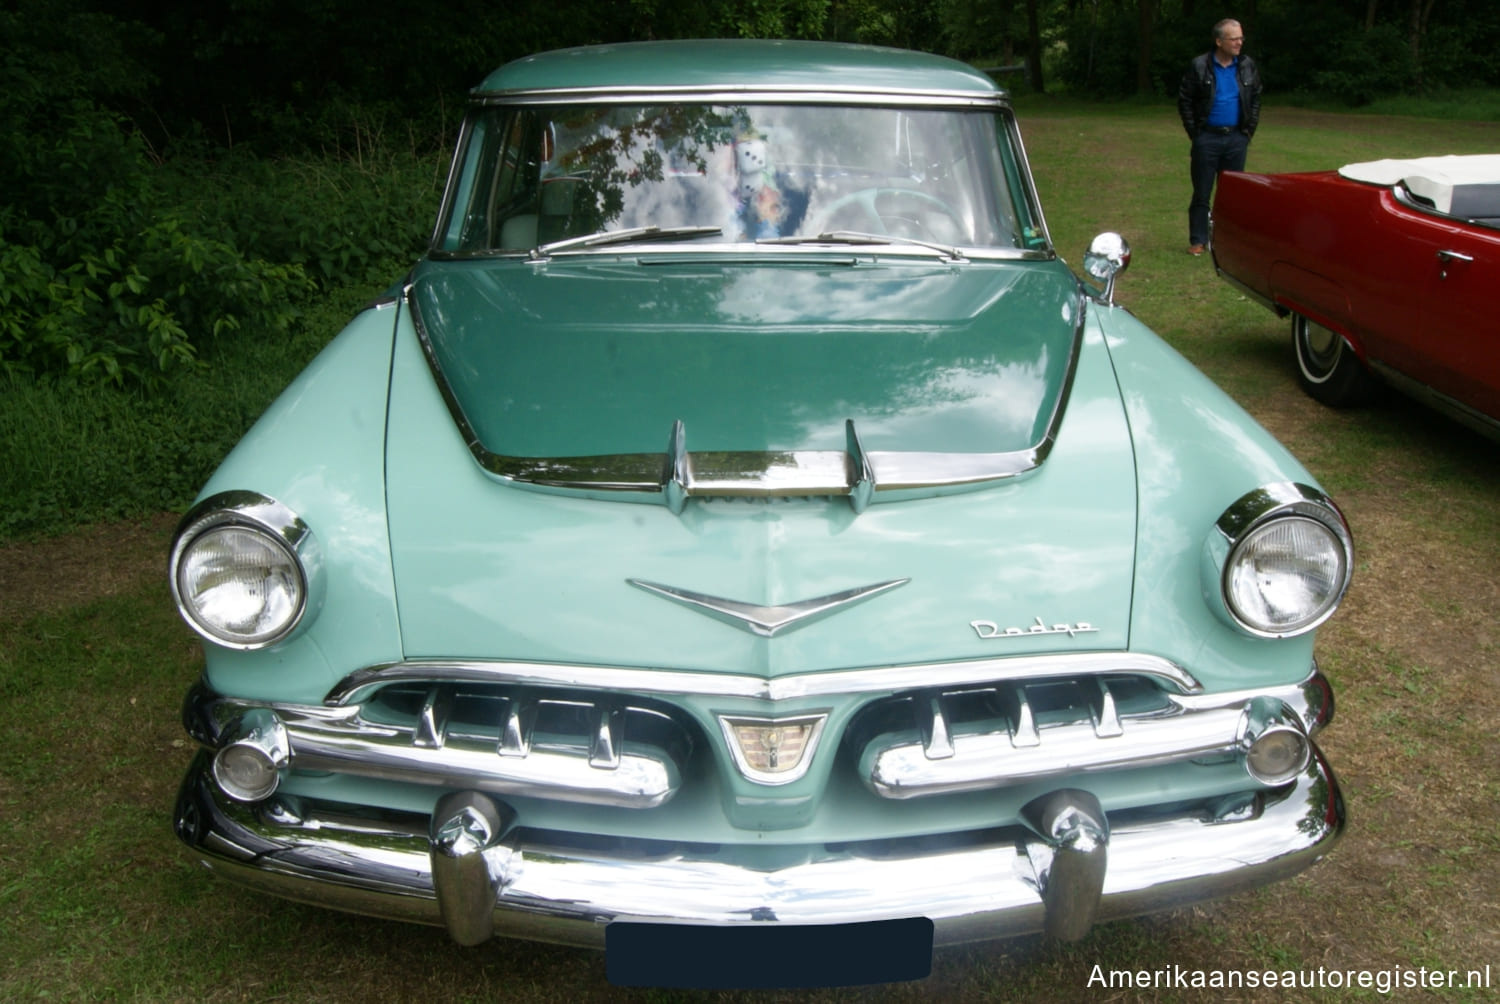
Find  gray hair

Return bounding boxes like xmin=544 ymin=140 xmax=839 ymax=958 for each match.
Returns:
xmin=1213 ymin=19 xmax=1242 ymax=39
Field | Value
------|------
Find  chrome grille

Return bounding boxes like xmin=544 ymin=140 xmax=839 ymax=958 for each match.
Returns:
xmin=849 ymin=675 xmax=1257 ymax=799
xmin=360 ymin=683 xmax=691 ymax=767
xmin=266 ymin=682 xmax=697 ymax=809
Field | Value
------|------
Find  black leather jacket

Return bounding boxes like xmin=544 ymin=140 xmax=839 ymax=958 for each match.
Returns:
xmin=1178 ymin=52 xmax=1261 ymax=139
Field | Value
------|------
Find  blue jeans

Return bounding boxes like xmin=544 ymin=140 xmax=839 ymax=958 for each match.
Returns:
xmin=1189 ymin=130 xmax=1249 ymax=246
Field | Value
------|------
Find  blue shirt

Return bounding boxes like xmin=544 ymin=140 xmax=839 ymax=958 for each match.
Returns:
xmin=1207 ymin=59 xmax=1240 ymax=127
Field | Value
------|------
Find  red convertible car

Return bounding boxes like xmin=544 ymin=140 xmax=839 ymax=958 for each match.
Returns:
xmin=1212 ymin=155 xmax=1500 ymax=438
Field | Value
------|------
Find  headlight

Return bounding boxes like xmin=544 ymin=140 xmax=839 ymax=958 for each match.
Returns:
xmin=1204 ymin=483 xmax=1352 ymax=638
xmin=170 ymin=491 xmax=322 ymax=649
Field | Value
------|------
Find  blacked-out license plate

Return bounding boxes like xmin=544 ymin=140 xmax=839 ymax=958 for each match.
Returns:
xmin=605 ymin=917 xmax=934 ymax=988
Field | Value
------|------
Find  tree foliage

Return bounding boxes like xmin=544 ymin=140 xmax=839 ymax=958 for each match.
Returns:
xmin=0 ymin=0 xmax=317 ymax=388
xmin=1057 ymin=0 xmax=1500 ymax=102
xmin=2 ymin=0 xmax=1497 ymax=390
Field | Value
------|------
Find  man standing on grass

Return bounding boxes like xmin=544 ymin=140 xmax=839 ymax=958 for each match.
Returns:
xmin=1178 ymin=18 xmax=1261 ymax=256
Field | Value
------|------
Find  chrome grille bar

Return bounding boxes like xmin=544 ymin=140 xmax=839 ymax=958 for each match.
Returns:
xmin=184 ymin=681 xmax=688 ymax=810
xmin=326 ymin=651 xmax=1204 ymax=706
xmin=860 ymin=675 xmax=1326 ymax=799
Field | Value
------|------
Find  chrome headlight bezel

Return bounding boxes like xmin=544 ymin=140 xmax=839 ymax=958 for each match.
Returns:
xmin=169 ymin=491 xmax=323 ymax=650
xmin=1202 ymin=482 xmax=1353 ymax=639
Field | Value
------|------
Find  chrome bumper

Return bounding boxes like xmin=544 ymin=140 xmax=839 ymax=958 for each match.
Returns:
xmin=174 ymin=746 xmax=1343 ymax=949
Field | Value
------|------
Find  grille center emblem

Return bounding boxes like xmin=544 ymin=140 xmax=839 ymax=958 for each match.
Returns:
xmin=719 ymin=714 xmax=828 ymax=784
xmin=627 ymin=578 xmax=909 ymax=637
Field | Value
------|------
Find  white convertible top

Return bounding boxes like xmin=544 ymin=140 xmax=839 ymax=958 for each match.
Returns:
xmin=1338 ymin=154 xmax=1500 ymax=217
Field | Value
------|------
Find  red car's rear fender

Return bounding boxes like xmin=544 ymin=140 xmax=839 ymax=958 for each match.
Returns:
xmin=1266 ymin=263 xmax=1364 ymax=359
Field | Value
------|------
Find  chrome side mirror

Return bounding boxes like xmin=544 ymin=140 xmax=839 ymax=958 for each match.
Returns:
xmin=1083 ymin=232 xmax=1131 ymax=305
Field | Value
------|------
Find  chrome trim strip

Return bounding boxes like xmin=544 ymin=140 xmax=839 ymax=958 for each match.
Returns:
xmin=286 ymin=709 xmax=674 ymax=809
xmin=175 ymin=746 xmax=1343 ymax=948
xmin=1002 ymin=107 xmax=1053 ymax=251
xmin=362 ymin=292 xmax=402 ymax=312
xmin=1210 ymin=481 xmax=1346 ymax=544
xmin=472 ymin=86 xmax=1007 ymax=109
xmin=1391 ymin=181 xmax=1497 ymax=227
xmin=430 ymin=115 xmax=475 ymax=248
xmin=1368 ymin=360 xmax=1500 ymax=442
xmin=186 ymin=685 xmax=682 ymax=810
xmin=404 ymin=287 xmax=1084 ymax=509
xmin=626 ymin=577 xmax=909 ymax=638
xmin=326 ymin=652 xmax=1204 ymax=707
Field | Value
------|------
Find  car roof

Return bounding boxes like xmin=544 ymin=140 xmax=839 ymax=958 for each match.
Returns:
xmin=1339 ymin=154 xmax=1500 ymax=216
xmin=474 ymin=39 xmax=1002 ymax=100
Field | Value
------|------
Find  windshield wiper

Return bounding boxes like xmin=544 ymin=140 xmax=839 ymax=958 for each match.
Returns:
xmin=757 ymin=230 xmax=967 ymax=263
xmin=531 ymin=226 xmax=723 ymax=259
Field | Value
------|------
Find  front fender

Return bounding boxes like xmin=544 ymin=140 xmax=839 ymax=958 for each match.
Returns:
xmin=1095 ymin=305 xmax=1323 ymax=687
xmin=192 ymin=300 xmax=404 ymax=703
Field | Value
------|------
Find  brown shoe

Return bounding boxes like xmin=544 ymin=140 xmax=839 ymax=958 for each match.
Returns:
xmin=1188 ymin=244 xmax=1206 ymax=256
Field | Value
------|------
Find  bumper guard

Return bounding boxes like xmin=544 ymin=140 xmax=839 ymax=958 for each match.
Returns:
xmin=174 ymin=746 xmax=1343 ymax=948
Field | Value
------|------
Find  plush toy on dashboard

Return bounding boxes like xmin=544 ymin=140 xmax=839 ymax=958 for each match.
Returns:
xmin=733 ymin=133 xmax=786 ymax=238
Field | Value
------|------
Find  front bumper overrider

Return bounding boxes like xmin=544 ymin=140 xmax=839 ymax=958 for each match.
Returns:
xmin=174 ymin=743 xmax=1344 ymax=949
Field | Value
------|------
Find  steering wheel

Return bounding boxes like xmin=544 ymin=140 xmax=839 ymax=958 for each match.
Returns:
xmin=809 ymin=187 xmax=965 ymax=241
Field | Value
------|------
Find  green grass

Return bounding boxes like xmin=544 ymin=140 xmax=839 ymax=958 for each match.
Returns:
xmin=1282 ymin=86 xmax=1500 ymax=121
xmin=2 ymin=102 xmax=1499 ymax=1001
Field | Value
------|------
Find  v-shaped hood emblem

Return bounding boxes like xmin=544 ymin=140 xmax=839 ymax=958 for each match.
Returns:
xmin=627 ymin=578 xmax=910 ymax=638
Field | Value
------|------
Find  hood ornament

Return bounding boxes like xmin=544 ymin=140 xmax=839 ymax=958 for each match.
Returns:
xmin=627 ymin=578 xmax=909 ymax=637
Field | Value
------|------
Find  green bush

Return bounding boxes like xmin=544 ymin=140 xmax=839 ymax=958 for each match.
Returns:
xmin=0 ymin=217 xmax=312 ymax=388
xmin=162 ymin=137 xmax=443 ymax=291
xmin=0 ymin=3 xmax=319 ymax=389
xmin=0 ymin=288 xmax=367 ymax=540
xmin=1309 ymin=24 xmax=1415 ymax=106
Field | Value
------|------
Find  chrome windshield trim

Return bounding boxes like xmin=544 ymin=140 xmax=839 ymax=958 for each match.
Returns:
xmin=425 ymin=244 xmax=1055 ymax=264
xmin=326 ymin=652 xmax=1203 ymax=708
xmin=473 ymin=86 xmax=1006 ymax=109
xmin=430 ymin=113 xmax=475 ymax=248
xmin=404 ymin=287 xmax=1082 ymax=511
xmin=1002 ymin=105 xmax=1054 ymax=250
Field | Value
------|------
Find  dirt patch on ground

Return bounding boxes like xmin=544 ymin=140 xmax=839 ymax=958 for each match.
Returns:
xmin=0 ymin=512 xmax=178 ymax=627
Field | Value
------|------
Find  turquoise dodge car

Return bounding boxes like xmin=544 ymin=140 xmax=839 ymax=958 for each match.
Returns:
xmin=170 ymin=41 xmax=1350 ymax=985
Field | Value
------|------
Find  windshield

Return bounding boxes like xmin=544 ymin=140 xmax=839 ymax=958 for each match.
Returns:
xmin=435 ymin=102 xmax=1047 ymax=255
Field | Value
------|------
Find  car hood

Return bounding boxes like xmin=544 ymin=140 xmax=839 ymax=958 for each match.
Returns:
xmin=406 ymin=257 xmax=1080 ymax=464
xmin=385 ymin=259 xmax=1140 ymax=675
